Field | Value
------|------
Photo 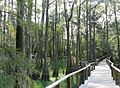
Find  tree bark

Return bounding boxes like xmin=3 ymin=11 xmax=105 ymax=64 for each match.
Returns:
xmin=15 ymin=0 xmax=24 ymax=88
xmin=42 ymin=0 xmax=50 ymax=81
xmin=76 ymin=0 xmax=81 ymax=69
xmin=64 ymin=0 xmax=75 ymax=74
xmin=53 ymin=0 xmax=59 ymax=80
xmin=86 ymin=0 xmax=89 ymax=63
xmin=113 ymin=0 xmax=120 ymax=65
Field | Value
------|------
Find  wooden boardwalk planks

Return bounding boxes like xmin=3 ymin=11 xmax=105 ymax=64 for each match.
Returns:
xmin=79 ymin=60 xmax=120 ymax=88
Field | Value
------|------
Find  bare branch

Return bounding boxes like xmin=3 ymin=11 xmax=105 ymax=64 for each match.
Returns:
xmin=68 ymin=2 xmax=75 ymax=22
xmin=90 ymin=0 xmax=103 ymax=11
xmin=63 ymin=0 xmax=68 ymax=23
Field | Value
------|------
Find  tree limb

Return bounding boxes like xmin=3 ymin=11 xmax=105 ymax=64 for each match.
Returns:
xmin=68 ymin=2 xmax=75 ymax=22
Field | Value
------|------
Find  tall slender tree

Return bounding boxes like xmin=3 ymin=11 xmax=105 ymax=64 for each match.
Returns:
xmin=86 ymin=0 xmax=89 ymax=63
xmin=76 ymin=0 xmax=81 ymax=69
xmin=15 ymin=0 xmax=24 ymax=87
xmin=64 ymin=1 xmax=75 ymax=87
xmin=92 ymin=10 xmax=96 ymax=62
xmin=42 ymin=0 xmax=50 ymax=81
xmin=105 ymin=0 xmax=109 ymax=56
xmin=16 ymin=0 xmax=24 ymax=52
xmin=64 ymin=0 xmax=75 ymax=74
xmin=89 ymin=0 xmax=92 ymax=62
xmin=113 ymin=0 xmax=120 ymax=65
xmin=53 ymin=0 xmax=59 ymax=79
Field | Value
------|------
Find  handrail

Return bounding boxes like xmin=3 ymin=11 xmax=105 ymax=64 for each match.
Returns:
xmin=106 ymin=59 xmax=120 ymax=73
xmin=106 ymin=59 xmax=120 ymax=86
xmin=46 ymin=62 xmax=95 ymax=88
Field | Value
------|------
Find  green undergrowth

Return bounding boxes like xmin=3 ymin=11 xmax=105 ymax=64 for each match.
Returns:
xmin=0 ymin=74 xmax=45 ymax=88
xmin=0 ymin=74 xmax=14 ymax=88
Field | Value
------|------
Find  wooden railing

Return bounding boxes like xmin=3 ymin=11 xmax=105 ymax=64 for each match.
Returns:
xmin=106 ymin=59 xmax=120 ymax=86
xmin=46 ymin=62 xmax=95 ymax=88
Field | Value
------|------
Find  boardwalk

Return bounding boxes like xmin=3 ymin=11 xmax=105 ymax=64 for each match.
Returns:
xmin=79 ymin=60 xmax=120 ymax=88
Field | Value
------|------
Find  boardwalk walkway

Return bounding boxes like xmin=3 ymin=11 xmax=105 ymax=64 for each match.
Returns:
xmin=79 ymin=59 xmax=120 ymax=88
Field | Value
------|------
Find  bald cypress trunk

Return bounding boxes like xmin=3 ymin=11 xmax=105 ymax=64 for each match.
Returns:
xmin=38 ymin=0 xmax=45 ymax=70
xmin=42 ymin=0 xmax=50 ymax=81
xmin=64 ymin=0 xmax=74 ymax=74
xmin=89 ymin=7 xmax=92 ymax=62
xmin=3 ymin=0 xmax=6 ymax=56
xmin=16 ymin=0 xmax=24 ymax=52
xmin=86 ymin=0 xmax=89 ymax=63
xmin=93 ymin=10 xmax=96 ymax=62
xmin=113 ymin=0 xmax=120 ymax=66
xmin=76 ymin=0 xmax=81 ymax=69
xmin=15 ymin=0 xmax=24 ymax=87
xmin=27 ymin=0 xmax=33 ymax=60
xmin=105 ymin=2 xmax=109 ymax=56
xmin=53 ymin=0 xmax=58 ymax=79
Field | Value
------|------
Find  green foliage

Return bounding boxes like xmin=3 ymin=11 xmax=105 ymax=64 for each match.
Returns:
xmin=0 ymin=72 xmax=43 ymax=88
xmin=50 ymin=59 xmax=66 ymax=71
xmin=61 ymin=80 xmax=67 ymax=88
xmin=0 ymin=74 xmax=14 ymax=88
xmin=23 ymin=75 xmax=43 ymax=88
xmin=0 ymin=47 xmax=40 ymax=88
xmin=0 ymin=0 xmax=120 ymax=87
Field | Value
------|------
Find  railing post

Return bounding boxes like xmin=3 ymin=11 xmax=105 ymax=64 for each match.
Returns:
xmin=116 ymin=71 xmax=118 ymax=85
xmin=67 ymin=77 xmax=71 ymax=88
xmin=88 ymin=66 xmax=90 ymax=76
xmin=80 ymin=70 xmax=84 ymax=84
xmin=113 ymin=69 xmax=115 ymax=80
xmin=76 ymin=73 xmax=79 ymax=88
xmin=92 ymin=64 xmax=93 ymax=71
xmin=93 ymin=63 xmax=95 ymax=70
xmin=84 ymin=69 xmax=87 ymax=80
xmin=86 ymin=68 xmax=88 ymax=80
xmin=111 ymin=68 xmax=114 ymax=78
xmin=55 ymin=84 xmax=60 ymax=88
xmin=113 ymin=70 xmax=116 ymax=81
xmin=119 ymin=73 xmax=120 ymax=86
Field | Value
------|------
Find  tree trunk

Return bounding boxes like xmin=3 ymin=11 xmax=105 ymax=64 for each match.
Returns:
xmin=42 ymin=0 xmax=49 ymax=81
xmin=105 ymin=2 xmax=109 ymax=56
xmin=113 ymin=0 xmax=120 ymax=65
xmin=53 ymin=0 xmax=59 ymax=79
xmin=93 ymin=10 xmax=96 ymax=62
xmin=16 ymin=0 xmax=24 ymax=52
xmin=76 ymin=0 xmax=81 ymax=69
xmin=88 ymin=2 xmax=92 ymax=62
xmin=64 ymin=0 xmax=74 ymax=74
xmin=86 ymin=0 xmax=89 ymax=63
xmin=38 ymin=0 xmax=45 ymax=71
xmin=15 ymin=0 xmax=24 ymax=88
